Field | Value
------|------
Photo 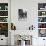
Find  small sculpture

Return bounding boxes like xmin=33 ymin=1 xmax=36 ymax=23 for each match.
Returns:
xmin=29 ymin=25 xmax=35 ymax=30
xmin=11 ymin=23 xmax=16 ymax=30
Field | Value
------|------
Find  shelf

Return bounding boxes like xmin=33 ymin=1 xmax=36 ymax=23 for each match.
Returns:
xmin=0 ymin=16 xmax=8 ymax=17
xmin=38 ymin=28 xmax=46 ymax=29
xmin=38 ymin=16 xmax=46 ymax=17
xmin=0 ymin=22 xmax=8 ymax=23
xmin=38 ymin=10 xmax=46 ymax=11
xmin=0 ymin=10 xmax=8 ymax=11
xmin=38 ymin=22 xmax=46 ymax=23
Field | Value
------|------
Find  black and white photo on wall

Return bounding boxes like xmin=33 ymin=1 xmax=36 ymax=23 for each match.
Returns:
xmin=18 ymin=9 xmax=27 ymax=21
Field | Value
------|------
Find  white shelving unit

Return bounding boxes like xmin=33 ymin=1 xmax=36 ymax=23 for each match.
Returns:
xmin=38 ymin=3 xmax=46 ymax=37
xmin=0 ymin=3 xmax=9 ymax=45
xmin=0 ymin=3 xmax=8 ymax=35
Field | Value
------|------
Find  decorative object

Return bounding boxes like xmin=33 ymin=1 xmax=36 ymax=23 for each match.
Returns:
xmin=11 ymin=23 xmax=16 ymax=30
xmin=21 ymin=40 xmax=25 ymax=46
xmin=42 ymin=12 xmax=45 ymax=15
xmin=0 ymin=3 xmax=8 ymax=10
xmin=38 ymin=17 xmax=46 ymax=22
xmin=38 ymin=23 xmax=46 ymax=28
xmin=38 ymin=3 xmax=46 ymax=10
xmin=0 ymin=6 xmax=1 ymax=10
xmin=15 ymin=35 xmax=32 ymax=46
xmin=39 ymin=29 xmax=46 ymax=37
xmin=0 ymin=11 xmax=8 ymax=16
xmin=0 ymin=17 xmax=8 ymax=22
xmin=29 ymin=25 xmax=35 ymax=30
xmin=38 ymin=11 xmax=46 ymax=16
xmin=19 ymin=35 xmax=32 ymax=45
xmin=0 ymin=23 xmax=8 ymax=37
xmin=5 ymin=6 xmax=8 ymax=10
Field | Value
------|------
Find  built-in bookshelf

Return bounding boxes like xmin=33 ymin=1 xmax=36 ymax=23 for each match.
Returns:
xmin=38 ymin=3 xmax=46 ymax=37
xmin=0 ymin=3 xmax=8 ymax=37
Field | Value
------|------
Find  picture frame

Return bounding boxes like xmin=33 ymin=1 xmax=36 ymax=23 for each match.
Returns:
xmin=18 ymin=9 xmax=27 ymax=21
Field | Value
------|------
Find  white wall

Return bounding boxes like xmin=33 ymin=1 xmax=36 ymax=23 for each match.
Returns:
xmin=11 ymin=0 xmax=38 ymax=45
xmin=11 ymin=0 xmax=38 ymax=30
xmin=11 ymin=0 xmax=46 ymax=46
xmin=11 ymin=0 xmax=46 ymax=30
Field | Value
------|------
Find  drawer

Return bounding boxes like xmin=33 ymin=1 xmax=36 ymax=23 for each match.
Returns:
xmin=0 ymin=37 xmax=8 ymax=45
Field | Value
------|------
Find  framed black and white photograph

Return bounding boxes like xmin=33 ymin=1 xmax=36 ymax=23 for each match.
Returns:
xmin=18 ymin=9 xmax=27 ymax=21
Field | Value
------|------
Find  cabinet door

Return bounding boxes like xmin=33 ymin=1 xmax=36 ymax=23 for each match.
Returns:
xmin=38 ymin=38 xmax=46 ymax=46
